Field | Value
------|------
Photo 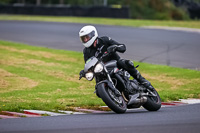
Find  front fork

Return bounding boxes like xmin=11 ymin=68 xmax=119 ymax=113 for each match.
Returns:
xmin=95 ymin=66 xmax=121 ymax=97
xmin=104 ymin=66 xmax=115 ymax=87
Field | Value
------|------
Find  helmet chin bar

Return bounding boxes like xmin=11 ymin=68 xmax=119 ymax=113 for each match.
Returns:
xmin=80 ymin=31 xmax=95 ymax=43
xmin=83 ymin=37 xmax=97 ymax=48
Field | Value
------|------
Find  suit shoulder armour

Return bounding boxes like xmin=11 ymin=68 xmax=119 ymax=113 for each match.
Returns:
xmin=99 ymin=36 xmax=111 ymax=44
xmin=99 ymin=36 xmax=110 ymax=40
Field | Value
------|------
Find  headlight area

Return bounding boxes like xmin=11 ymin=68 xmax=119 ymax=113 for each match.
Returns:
xmin=85 ymin=72 xmax=94 ymax=81
xmin=94 ymin=63 xmax=104 ymax=73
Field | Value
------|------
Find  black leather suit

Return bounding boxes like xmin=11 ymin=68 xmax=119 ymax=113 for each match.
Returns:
xmin=83 ymin=36 xmax=138 ymax=79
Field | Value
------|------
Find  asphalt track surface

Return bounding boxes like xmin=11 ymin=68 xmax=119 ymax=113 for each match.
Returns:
xmin=0 ymin=104 xmax=200 ymax=133
xmin=0 ymin=20 xmax=200 ymax=70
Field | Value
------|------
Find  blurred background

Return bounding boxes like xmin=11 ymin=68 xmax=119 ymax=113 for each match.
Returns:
xmin=0 ymin=0 xmax=200 ymax=20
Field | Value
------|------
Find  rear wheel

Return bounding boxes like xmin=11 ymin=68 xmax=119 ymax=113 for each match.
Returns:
xmin=143 ymin=89 xmax=161 ymax=111
xmin=97 ymin=83 xmax=127 ymax=114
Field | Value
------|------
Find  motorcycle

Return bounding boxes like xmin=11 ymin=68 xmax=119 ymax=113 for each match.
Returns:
xmin=79 ymin=52 xmax=161 ymax=114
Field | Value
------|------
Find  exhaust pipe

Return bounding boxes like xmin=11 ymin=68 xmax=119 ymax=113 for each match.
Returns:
xmin=128 ymin=95 xmax=147 ymax=106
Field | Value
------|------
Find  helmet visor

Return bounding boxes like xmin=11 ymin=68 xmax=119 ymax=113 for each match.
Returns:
xmin=80 ymin=31 xmax=95 ymax=43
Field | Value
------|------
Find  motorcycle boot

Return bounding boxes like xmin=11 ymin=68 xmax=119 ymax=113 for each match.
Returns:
xmin=125 ymin=60 xmax=154 ymax=91
xmin=134 ymin=70 xmax=154 ymax=91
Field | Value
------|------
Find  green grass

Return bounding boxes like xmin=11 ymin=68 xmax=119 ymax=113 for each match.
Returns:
xmin=0 ymin=40 xmax=200 ymax=112
xmin=0 ymin=14 xmax=200 ymax=29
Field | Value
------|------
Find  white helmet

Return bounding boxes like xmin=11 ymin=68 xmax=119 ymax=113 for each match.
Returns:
xmin=79 ymin=25 xmax=98 ymax=48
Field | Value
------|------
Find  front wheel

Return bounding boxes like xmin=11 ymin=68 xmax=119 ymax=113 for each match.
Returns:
xmin=143 ymin=89 xmax=161 ymax=111
xmin=97 ymin=83 xmax=127 ymax=114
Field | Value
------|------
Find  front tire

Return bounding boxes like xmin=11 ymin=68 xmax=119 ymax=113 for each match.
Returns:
xmin=97 ymin=83 xmax=127 ymax=114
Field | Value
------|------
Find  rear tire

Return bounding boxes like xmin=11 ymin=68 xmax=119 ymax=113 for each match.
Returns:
xmin=97 ymin=83 xmax=127 ymax=114
xmin=143 ymin=89 xmax=161 ymax=111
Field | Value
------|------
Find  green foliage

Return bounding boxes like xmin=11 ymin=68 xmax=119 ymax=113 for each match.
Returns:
xmin=0 ymin=0 xmax=191 ymax=20
xmin=120 ymin=0 xmax=190 ymax=20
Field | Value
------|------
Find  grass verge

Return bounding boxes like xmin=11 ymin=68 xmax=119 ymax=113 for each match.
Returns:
xmin=0 ymin=14 xmax=200 ymax=29
xmin=0 ymin=40 xmax=200 ymax=112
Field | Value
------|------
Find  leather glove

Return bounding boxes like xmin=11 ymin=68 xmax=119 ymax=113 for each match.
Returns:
xmin=79 ymin=70 xmax=85 ymax=80
xmin=107 ymin=45 xmax=117 ymax=53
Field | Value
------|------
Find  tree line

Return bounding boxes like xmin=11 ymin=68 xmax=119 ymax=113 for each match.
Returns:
xmin=1 ymin=0 xmax=199 ymax=20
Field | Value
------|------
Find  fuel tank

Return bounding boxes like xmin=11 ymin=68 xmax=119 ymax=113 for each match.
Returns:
xmin=105 ymin=60 xmax=117 ymax=72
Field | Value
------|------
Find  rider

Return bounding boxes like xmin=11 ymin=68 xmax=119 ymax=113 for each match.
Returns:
xmin=79 ymin=25 xmax=154 ymax=90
